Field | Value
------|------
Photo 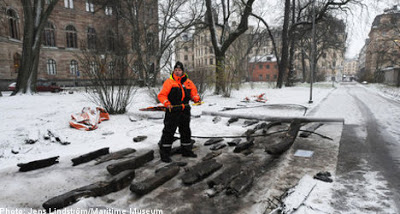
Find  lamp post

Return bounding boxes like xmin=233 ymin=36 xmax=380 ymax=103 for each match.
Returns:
xmin=309 ymin=0 xmax=316 ymax=104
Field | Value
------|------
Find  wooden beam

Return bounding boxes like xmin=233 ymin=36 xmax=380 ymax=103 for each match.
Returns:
xmin=130 ymin=165 xmax=180 ymax=195
xmin=71 ymin=147 xmax=109 ymax=166
xmin=17 ymin=156 xmax=59 ymax=172
xmin=106 ymin=150 xmax=154 ymax=175
xmin=42 ymin=170 xmax=135 ymax=211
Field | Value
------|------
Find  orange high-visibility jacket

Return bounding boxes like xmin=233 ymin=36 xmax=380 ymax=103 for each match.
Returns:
xmin=158 ymin=73 xmax=200 ymax=109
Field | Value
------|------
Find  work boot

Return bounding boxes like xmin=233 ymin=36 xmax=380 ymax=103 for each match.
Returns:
xmin=181 ymin=146 xmax=197 ymax=158
xmin=159 ymin=144 xmax=172 ymax=163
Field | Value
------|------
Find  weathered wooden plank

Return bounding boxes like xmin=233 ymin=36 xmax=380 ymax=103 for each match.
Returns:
xmin=17 ymin=156 xmax=59 ymax=172
xmin=181 ymin=159 xmax=223 ymax=185
xmin=210 ymin=143 xmax=227 ymax=151
xmin=130 ymin=165 xmax=180 ymax=195
xmin=106 ymin=150 xmax=154 ymax=175
xmin=227 ymin=139 xmax=241 ymax=147
xmin=94 ymin=148 xmax=136 ymax=165
xmin=265 ymin=120 xmax=302 ymax=155
xmin=226 ymin=169 xmax=255 ymax=197
xmin=226 ymin=117 xmax=239 ymax=126
xmin=207 ymin=165 xmax=241 ymax=188
xmin=204 ymin=138 xmax=224 ymax=146
xmin=155 ymin=162 xmax=187 ymax=174
xmin=233 ymin=139 xmax=254 ymax=153
xmin=202 ymin=150 xmax=222 ymax=161
xmin=42 ymin=170 xmax=135 ymax=211
xmin=71 ymin=147 xmax=109 ymax=166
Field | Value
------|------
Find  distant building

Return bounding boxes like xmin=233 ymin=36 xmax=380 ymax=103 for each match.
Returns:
xmin=0 ymin=0 xmax=158 ymax=89
xmin=248 ymin=55 xmax=278 ymax=82
xmin=343 ymin=58 xmax=358 ymax=80
xmin=364 ymin=5 xmax=400 ymax=82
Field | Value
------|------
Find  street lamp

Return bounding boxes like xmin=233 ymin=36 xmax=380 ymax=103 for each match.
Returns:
xmin=309 ymin=0 xmax=316 ymax=104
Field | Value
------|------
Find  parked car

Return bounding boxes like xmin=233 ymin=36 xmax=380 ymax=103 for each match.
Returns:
xmin=8 ymin=82 xmax=62 ymax=92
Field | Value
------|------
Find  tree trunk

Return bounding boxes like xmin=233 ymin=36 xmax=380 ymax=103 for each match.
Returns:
xmin=277 ymin=0 xmax=291 ymax=88
xmin=286 ymin=0 xmax=296 ymax=87
xmin=215 ymin=54 xmax=226 ymax=95
xmin=13 ymin=0 xmax=59 ymax=95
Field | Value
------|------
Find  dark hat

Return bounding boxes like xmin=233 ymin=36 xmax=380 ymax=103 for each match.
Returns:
xmin=174 ymin=61 xmax=184 ymax=72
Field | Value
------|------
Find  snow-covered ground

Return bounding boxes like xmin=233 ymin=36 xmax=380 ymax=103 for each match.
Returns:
xmin=0 ymin=82 xmax=399 ymax=213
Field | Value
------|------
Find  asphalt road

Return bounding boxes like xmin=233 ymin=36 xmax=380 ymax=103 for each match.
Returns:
xmin=327 ymin=83 xmax=400 ymax=212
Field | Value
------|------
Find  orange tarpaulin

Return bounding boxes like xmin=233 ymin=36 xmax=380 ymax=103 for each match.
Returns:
xmin=69 ymin=107 xmax=110 ymax=131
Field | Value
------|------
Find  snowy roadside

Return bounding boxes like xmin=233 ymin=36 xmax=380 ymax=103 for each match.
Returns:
xmin=0 ymin=82 xmax=338 ymax=211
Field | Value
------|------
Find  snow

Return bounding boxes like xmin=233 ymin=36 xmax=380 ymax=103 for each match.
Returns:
xmin=0 ymin=82 xmax=399 ymax=213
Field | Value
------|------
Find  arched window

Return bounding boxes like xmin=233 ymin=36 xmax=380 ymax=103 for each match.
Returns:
xmin=7 ymin=9 xmax=19 ymax=39
xmin=66 ymin=25 xmax=77 ymax=48
xmin=13 ymin=53 xmax=21 ymax=73
xmin=43 ymin=21 xmax=56 ymax=47
xmin=87 ymin=27 xmax=96 ymax=49
xmin=107 ymin=30 xmax=115 ymax=51
xmin=47 ymin=59 xmax=57 ymax=75
xmin=70 ymin=60 xmax=78 ymax=75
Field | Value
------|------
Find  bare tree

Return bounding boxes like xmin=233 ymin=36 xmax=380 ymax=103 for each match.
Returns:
xmin=300 ymin=15 xmax=347 ymax=82
xmin=252 ymin=0 xmax=362 ymax=88
xmin=205 ymin=0 xmax=256 ymax=96
xmin=77 ymin=31 xmax=137 ymax=114
xmin=109 ymin=0 xmax=204 ymax=87
xmin=11 ymin=0 xmax=60 ymax=95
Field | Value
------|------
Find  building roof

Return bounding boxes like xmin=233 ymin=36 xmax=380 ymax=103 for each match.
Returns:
xmin=249 ymin=55 xmax=277 ymax=63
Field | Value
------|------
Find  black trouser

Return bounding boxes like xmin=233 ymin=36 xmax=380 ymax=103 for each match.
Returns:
xmin=159 ymin=109 xmax=192 ymax=150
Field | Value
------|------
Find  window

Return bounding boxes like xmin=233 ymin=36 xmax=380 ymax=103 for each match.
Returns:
xmin=13 ymin=53 xmax=21 ymax=73
xmin=107 ymin=30 xmax=115 ymax=51
xmin=64 ymin=0 xmax=74 ymax=8
xmin=274 ymin=65 xmax=278 ymax=69
xmin=184 ymin=55 xmax=188 ymax=61
xmin=7 ymin=9 xmax=19 ymax=39
xmin=108 ymin=62 xmax=115 ymax=75
xmin=210 ymin=47 xmax=213 ymax=54
xmin=43 ymin=21 xmax=56 ymax=47
xmin=274 ymin=74 xmax=277 ymax=79
xmin=184 ymin=46 xmax=188 ymax=52
xmin=87 ymin=27 xmax=96 ymax=49
xmin=105 ymin=6 xmax=112 ymax=15
xmin=266 ymin=64 xmax=270 ymax=69
xmin=47 ymin=59 xmax=57 ymax=75
xmin=210 ymin=58 xmax=213 ymax=65
xmin=259 ymin=74 xmax=263 ymax=80
xmin=259 ymin=64 xmax=263 ymax=69
xmin=90 ymin=61 xmax=98 ymax=74
xmin=66 ymin=25 xmax=77 ymax=48
xmin=266 ymin=74 xmax=270 ymax=80
xmin=70 ymin=60 xmax=78 ymax=75
xmin=86 ymin=0 xmax=94 ymax=12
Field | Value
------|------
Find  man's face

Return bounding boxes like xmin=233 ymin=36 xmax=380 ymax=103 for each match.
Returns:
xmin=174 ymin=67 xmax=183 ymax=77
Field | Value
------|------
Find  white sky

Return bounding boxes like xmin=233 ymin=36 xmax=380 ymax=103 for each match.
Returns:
xmin=253 ymin=0 xmax=400 ymax=59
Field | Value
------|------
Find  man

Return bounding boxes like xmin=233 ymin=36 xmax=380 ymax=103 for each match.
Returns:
xmin=157 ymin=61 xmax=201 ymax=163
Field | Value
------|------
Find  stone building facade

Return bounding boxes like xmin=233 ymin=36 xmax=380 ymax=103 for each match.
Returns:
xmin=0 ymin=0 xmax=158 ymax=89
xmin=364 ymin=5 xmax=400 ymax=82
